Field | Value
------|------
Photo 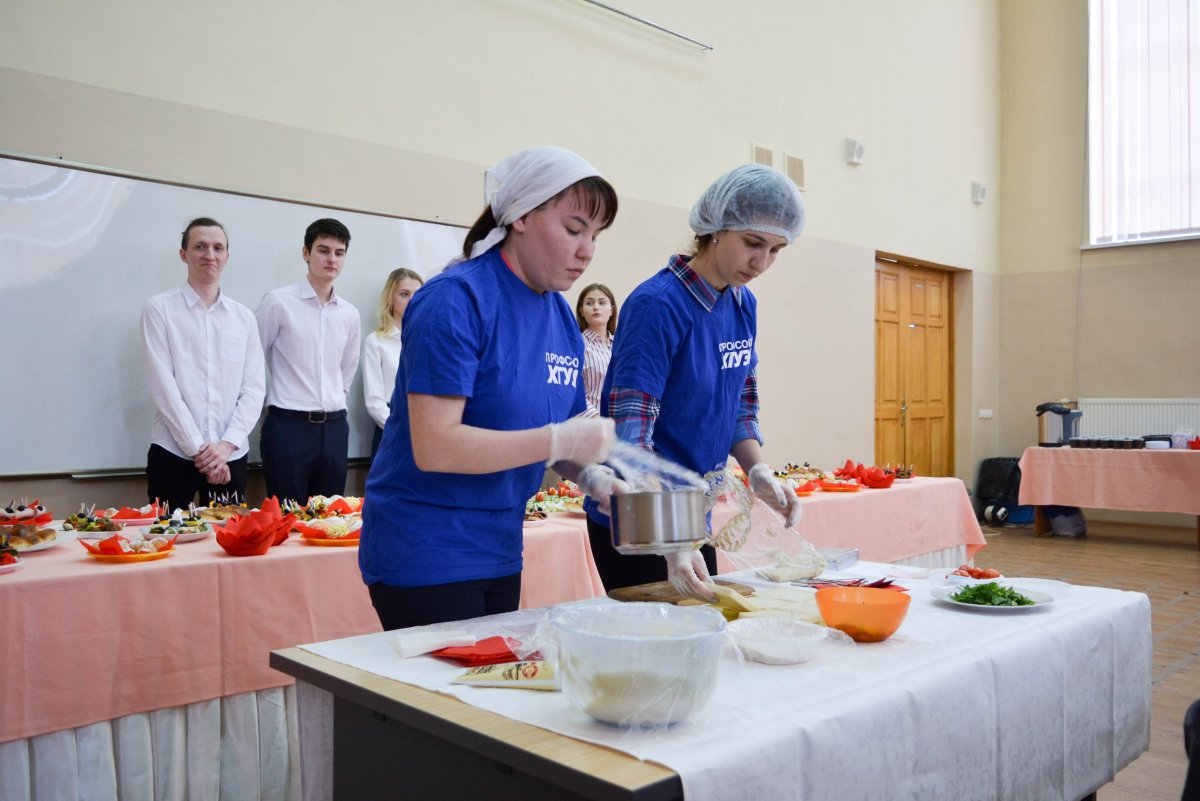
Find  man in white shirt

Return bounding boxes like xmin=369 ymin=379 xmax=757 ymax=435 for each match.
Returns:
xmin=140 ymin=217 xmax=266 ymax=512
xmin=256 ymin=218 xmax=361 ymax=504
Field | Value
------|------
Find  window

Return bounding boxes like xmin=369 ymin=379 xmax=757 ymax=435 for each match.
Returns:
xmin=1088 ymin=0 xmax=1200 ymax=244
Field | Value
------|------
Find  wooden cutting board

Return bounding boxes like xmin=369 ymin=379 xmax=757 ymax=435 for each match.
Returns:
xmin=607 ymin=578 xmax=755 ymax=605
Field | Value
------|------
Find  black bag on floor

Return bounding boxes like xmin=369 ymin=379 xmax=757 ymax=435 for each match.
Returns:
xmin=974 ymin=457 xmax=1035 ymax=525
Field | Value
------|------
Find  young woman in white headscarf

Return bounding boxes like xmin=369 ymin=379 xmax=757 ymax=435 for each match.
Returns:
xmin=359 ymin=146 xmax=622 ymax=629
xmin=582 ymin=164 xmax=806 ymax=602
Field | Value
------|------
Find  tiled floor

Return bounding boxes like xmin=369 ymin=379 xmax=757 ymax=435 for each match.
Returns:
xmin=978 ymin=520 xmax=1200 ymax=801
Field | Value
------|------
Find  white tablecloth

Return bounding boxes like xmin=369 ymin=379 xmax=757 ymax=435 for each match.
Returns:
xmin=300 ymin=566 xmax=1152 ymax=801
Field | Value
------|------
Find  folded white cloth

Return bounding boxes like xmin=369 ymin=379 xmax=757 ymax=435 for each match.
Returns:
xmin=392 ymin=630 xmax=476 ymax=658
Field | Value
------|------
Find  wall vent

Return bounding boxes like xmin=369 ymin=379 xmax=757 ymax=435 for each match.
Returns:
xmin=783 ymin=153 xmax=805 ymax=190
xmin=751 ymin=144 xmax=774 ymax=167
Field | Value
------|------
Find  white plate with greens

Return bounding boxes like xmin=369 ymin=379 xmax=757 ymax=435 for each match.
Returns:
xmin=930 ymin=583 xmax=1053 ymax=611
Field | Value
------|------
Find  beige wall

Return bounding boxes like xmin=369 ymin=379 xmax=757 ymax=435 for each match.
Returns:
xmin=999 ymin=0 xmax=1200 ymax=449
xmin=999 ymin=0 xmax=1199 ymax=527
xmin=2 ymin=1 xmax=1005 ymax=506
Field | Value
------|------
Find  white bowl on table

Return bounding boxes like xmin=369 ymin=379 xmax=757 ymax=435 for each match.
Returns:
xmin=550 ymin=602 xmax=725 ymax=727
xmin=727 ymin=617 xmax=826 ymax=665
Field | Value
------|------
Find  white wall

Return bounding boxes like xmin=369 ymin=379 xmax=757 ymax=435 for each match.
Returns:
xmin=1 ymin=0 xmax=1005 ymax=495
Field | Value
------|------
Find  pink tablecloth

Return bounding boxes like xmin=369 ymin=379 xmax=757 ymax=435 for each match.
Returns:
xmin=1 ymin=516 xmax=604 ymax=743
xmin=1018 ymin=446 xmax=1200 ymax=514
xmin=731 ymin=476 xmax=985 ymax=564
xmin=519 ymin=514 xmax=606 ymax=608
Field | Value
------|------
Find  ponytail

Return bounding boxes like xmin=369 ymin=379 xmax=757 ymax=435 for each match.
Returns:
xmin=461 ymin=206 xmax=500 ymax=261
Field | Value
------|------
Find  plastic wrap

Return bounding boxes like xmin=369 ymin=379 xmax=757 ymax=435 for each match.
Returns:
xmin=706 ymin=469 xmax=826 ymax=581
xmin=606 ymin=441 xmax=708 ymax=493
xmin=543 ymin=602 xmax=725 ymax=728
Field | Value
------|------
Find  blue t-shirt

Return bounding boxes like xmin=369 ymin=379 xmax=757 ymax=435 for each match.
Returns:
xmin=360 ymin=247 xmax=586 ymax=587
xmin=585 ymin=265 xmax=758 ymax=524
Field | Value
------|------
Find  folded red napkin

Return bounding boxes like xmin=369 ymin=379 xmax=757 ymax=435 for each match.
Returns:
xmin=107 ymin=502 xmax=160 ymax=520
xmin=214 ymin=499 xmax=293 ymax=556
xmin=430 ymin=636 xmax=531 ymax=667
xmin=325 ymin=496 xmax=363 ymax=515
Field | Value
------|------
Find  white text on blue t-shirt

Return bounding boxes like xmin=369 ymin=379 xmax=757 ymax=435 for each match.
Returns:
xmin=546 ymin=351 xmax=581 ymax=387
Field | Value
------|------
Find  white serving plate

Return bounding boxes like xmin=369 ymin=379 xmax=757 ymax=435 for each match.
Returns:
xmin=10 ymin=528 xmax=75 ymax=553
xmin=930 ymin=585 xmax=1053 ymax=611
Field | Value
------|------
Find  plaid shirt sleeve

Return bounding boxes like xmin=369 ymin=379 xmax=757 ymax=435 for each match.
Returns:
xmin=609 ymin=386 xmax=660 ymax=450
xmin=732 ymin=368 xmax=764 ymax=448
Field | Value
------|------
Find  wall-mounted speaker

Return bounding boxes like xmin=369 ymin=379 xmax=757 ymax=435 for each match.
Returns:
xmin=971 ymin=181 xmax=988 ymax=204
xmin=844 ymin=138 xmax=865 ymax=165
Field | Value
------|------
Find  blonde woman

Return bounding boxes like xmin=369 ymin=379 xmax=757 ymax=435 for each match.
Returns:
xmin=574 ymin=283 xmax=618 ymax=417
xmin=363 ymin=268 xmax=423 ymax=456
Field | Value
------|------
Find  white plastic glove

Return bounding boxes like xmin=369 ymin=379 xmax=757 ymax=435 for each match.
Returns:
xmin=575 ymin=464 xmax=630 ymax=515
xmin=747 ymin=463 xmax=803 ymax=529
xmin=546 ymin=417 xmax=615 ymax=466
xmin=665 ymin=548 xmax=715 ymax=602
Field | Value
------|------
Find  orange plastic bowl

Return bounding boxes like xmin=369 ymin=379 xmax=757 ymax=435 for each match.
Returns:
xmin=815 ymin=587 xmax=911 ymax=643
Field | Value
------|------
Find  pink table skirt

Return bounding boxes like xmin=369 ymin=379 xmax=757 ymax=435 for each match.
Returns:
xmin=1 ymin=515 xmax=604 ymax=743
xmin=716 ymin=476 xmax=985 ymax=564
xmin=519 ymin=514 xmax=606 ymax=609
xmin=1018 ymin=447 xmax=1200 ymax=515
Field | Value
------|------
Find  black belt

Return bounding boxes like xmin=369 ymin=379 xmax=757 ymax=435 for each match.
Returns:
xmin=268 ymin=405 xmax=347 ymax=424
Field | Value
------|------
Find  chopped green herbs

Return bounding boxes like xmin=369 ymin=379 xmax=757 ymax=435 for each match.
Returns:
xmin=949 ymin=582 xmax=1035 ymax=607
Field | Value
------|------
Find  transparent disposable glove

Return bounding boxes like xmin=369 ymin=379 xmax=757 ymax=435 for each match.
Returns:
xmin=747 ymin=463 xmax=803 ymax=529
xmin=665 ymin=548 xmax=715 ymax=602
xmin=546 ymin=417 xmax=615 ymax=466
xmin=575 ymin=464 xmax=630 ymax=515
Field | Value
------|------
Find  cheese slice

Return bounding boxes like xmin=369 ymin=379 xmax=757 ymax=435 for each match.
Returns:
xmin=705 ymin=583 xmax=760 ymax=613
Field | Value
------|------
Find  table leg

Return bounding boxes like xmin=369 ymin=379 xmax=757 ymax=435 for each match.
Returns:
xmin=1034 ymin=506 xmax=1050 ymax=537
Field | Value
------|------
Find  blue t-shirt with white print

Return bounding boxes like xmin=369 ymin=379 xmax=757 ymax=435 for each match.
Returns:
xmin=360 ymin=247 xmax=586 ymax=587
xmin=585 ymin=263 xmax=758 ymax=526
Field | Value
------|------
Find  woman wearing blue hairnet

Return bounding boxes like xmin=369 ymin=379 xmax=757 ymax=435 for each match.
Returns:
xmin=581 ymin=164 xmax=806 ymax=601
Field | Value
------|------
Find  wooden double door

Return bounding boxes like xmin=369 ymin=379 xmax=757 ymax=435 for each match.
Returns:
xmin=875 ymin=258 xmax=954 ymax=477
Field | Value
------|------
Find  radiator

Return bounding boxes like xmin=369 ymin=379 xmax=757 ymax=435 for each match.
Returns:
xmin=1077 ymin=398 xmax=1200 ymax=437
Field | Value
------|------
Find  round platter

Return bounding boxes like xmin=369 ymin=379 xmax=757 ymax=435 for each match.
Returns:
xmin=136 ymin=526 xmax=210 ymax=543
xmin=105 ymin=516 xmax=157 ymax=527
xmin=930 ymin=585 xmax=1053 ymax=611
xmin=0 ymin=558 xmax=22 ymax=575
xmin=86 ymin=550 xmax=173 ymax=563
xmin=301 ymin=536 xmax=359 ymax=547
xmin=10 ymin=528 xmax=74 ymax=553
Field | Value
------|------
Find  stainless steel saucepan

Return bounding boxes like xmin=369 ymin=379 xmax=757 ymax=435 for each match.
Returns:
xmin=609 ymin=489 xmax=707 ymax=555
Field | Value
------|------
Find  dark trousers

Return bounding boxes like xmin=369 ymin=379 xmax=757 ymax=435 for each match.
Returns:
xmin=146 ymin=444 xmax=249 ymax=513
xmin=586 ymin=516 xmax=718 ymax=592
xmin=368 ymin=573 xmax=522 ymax=630
xmin=370 ymin=425 xmax=383 ymax=460
xmin=260 ymin=409 xmax=349 ymax=505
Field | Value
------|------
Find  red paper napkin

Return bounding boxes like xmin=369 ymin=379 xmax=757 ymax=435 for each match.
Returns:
xmin=430 ymin=636 xmax=531 ymax=666
xmin=107 ymin=502 xmax=160 ymax=520
xmin=214 ymin=499 xmax=294 ymax=556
